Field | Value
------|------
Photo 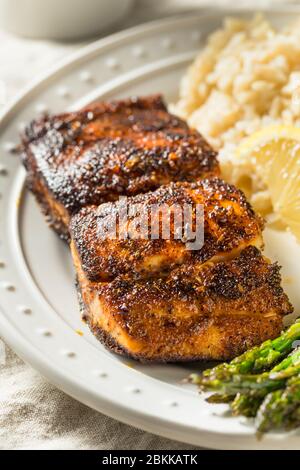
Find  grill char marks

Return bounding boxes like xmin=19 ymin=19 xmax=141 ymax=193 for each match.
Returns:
xmin=21 ymin=95 xmax=219 ymax=239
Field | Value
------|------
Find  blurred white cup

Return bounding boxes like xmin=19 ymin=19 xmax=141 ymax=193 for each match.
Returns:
xmin=0 ymin=0 xmax=134 ymax=40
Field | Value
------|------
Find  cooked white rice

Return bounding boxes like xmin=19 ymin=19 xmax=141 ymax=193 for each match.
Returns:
xmin=172 ymin=14 xmax=300 ymax=214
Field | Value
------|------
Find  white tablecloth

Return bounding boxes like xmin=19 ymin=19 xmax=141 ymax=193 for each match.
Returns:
xmin=0 ymin=0 xmax=296 ymax=450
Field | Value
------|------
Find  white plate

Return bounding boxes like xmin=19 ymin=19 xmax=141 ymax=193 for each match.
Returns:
xmin=1 ymin=9 xmax=300 ymax=450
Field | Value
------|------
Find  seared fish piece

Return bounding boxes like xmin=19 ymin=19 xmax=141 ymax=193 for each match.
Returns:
xmin=70 ymin=179 xmax=292 ymax=362
xmin=71 ymin=178 xmax=264 ymax=281
xmin=74 ymin=246 xmax=291 ymax=362
xmin=20 ymin=95 xmax=218 ymax=240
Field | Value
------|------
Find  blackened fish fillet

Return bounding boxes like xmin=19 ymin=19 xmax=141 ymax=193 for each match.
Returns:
xmin=21 ymin=95 xmax=219 ymax=240
xmin=70 ymin=179 xmax=292 ymax=362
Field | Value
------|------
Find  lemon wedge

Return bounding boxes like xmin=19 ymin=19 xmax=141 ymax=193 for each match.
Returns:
xmin=236 ymin=125 xmax=300 ymax=242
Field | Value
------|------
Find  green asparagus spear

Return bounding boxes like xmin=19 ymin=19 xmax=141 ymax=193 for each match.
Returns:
xmin=206 ymin=393 xmax=235 ymax=404
xmin=190 ymin=320 xmax=300 ymax=385
xmin=190 ymin=321 xmax=300 ymax=430
xmin=286 ymin=406 xmax=300 ymax=430
xmin=256 ymin=376 xmax=300 ymax=433
xmin=231 ymin=393 xmax=263 ymax=418
xmin=195 ymin=347 xmax=300 ymax=396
